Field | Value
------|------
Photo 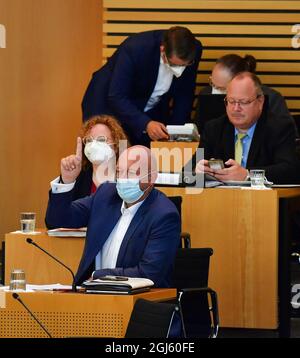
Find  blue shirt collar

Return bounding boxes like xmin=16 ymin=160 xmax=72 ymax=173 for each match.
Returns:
xmin=234 ymin=122 xmax=257 ymax=140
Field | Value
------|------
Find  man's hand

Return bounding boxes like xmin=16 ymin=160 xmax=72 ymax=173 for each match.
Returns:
xmin=213 ymin=159 xmax=248 ymax=181
xmin=195 ymin=159 xmax=215 ymax=175
xmin=60 ymin=137 xmax=82 ymax=184
xmin=146 ymin=121 xmax=169 ymax=141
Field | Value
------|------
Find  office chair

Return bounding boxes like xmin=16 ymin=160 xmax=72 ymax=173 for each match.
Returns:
xmin=167 ymin=196 xmax=191 ymax=248
xmin=125 ymin=298 xmax=177 ymax=338
xmin=171 ymin=248 xmax=219 ymax=338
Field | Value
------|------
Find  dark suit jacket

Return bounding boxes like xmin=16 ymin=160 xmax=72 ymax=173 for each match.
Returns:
xmin=44 ymin=168 xmax=94 ymax=229
xmin=72 ymin=166 xmax=93 ymax=199
xmin=82 ymin=30 xmax=202 ymax=145
xmin=192 ymin=111 xmax=300 ymax=184
xmin=45 ymin=183 xmax=181 ymax=287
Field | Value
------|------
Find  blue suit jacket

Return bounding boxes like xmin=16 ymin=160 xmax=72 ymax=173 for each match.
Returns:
xmin=45 ymin=183 xmax=181 ymax=287
xmin=82 ymin=30 xmax=202 ymax=145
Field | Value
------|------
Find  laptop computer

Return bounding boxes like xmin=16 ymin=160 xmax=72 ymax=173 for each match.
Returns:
xmin=194 ymin=94 xmax=226 ymax=134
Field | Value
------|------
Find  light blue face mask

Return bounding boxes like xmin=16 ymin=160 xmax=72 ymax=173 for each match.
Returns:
xmin=116 ymin=178 xmax=145 ymax=204
xmin=116 ymin=173 xmax=152 ymax=204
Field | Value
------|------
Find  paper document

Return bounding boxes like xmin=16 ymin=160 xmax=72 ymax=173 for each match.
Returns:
xmin=10 ymin=230 xmax=41 ymax=235
xmin=0 ymin=283 xmax=74 ymax=292
xmin=155 ymin=172 xmax=180 ymax=185
xmin=26 ymin=284 xmax=74 ymax=291
xmin=47 ymin=227 xmax=87 ymax=237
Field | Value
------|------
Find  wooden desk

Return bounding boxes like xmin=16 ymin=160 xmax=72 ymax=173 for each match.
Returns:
xmin=4 ymin=230 xmax=85 ymax=285
xmin=5 ymin=188 xmax=300 ymax=335
xmin=151 ymin=141 xmax=198 ymax=172
xmin=159 ymin=187 xmax=300 ymax=335
xmin=0 ymin=288 xmax=176 ymax=338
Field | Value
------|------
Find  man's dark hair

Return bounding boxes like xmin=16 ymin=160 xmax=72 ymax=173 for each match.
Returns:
xmin=216 ymin=54 xmax=257 ymax=77
xmin=162 ymin=26 xmax=196 ymax=62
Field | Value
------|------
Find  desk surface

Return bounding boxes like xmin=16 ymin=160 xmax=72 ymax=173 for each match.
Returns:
xmin=0 ymin=288 xmax=176 ymax=338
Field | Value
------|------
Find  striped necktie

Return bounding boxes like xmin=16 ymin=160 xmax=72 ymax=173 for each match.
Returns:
xmin=235 ymin=133 xmax=247 ymax=165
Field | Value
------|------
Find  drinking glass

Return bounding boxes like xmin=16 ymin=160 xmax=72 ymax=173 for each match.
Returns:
xmin=20 ymin=212 xmax=36 ymax=233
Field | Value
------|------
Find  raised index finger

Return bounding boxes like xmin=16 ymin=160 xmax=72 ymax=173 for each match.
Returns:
xmin=75 ymin=137 xmax=82 ymax=160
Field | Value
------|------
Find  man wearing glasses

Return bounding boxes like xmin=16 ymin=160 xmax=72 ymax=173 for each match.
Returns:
xmin=193 ymin=72 xmax=300 ymax=184
xmin=82 ymin=26 xmax=202 ymax=146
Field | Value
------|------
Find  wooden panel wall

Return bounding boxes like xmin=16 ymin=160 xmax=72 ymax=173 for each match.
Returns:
xmin=0 ymin=0 xmax=102 ymax=239
xmin=102 ymin=0 xmax=300 ymax=114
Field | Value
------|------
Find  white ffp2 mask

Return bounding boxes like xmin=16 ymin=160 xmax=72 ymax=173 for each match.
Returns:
xmin=212 ymin=87 xmax=227 ymax=95
xmin=84 ymin=141 xmax=114 ymax=164
xmin=166 ymin=64 xmax=186 ymax=78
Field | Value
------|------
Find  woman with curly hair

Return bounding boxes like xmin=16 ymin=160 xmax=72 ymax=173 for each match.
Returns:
xmin=57 ymin=114 xmax=129 ymax=200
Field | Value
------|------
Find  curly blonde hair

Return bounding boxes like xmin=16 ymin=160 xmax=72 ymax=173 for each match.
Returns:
xmin=81 ymin=114 xmax=129 ymax=169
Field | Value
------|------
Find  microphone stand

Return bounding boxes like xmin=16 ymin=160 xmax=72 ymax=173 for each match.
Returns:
xmin=12 ymin=293 xmax=52 ymax=338
xmin=26 ymin=238 xmax=77 ymax=292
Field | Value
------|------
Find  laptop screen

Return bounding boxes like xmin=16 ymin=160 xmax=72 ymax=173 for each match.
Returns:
xmin=194 ymin=94 xmax=226 ymax=134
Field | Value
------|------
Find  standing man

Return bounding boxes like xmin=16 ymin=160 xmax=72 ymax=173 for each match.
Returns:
xmin=82 ymin=26 xmax=202 ymax=146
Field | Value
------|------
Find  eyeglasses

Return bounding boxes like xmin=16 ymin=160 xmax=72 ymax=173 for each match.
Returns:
xmin=224 ymin=95 xmax=262 ymax=108
xmin=208 ymin=77 xmax=226 ymax=92
xmin=82 ymin=135 xmax=114 ymax=145
xmin=163 ymin=52 xmax=194 ymax=67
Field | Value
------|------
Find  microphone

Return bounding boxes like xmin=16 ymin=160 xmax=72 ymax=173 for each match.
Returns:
xmin=12 ymin=292 xmax=52 ymax=338
xmin=26 ymin=238 xmax=77 ymax=292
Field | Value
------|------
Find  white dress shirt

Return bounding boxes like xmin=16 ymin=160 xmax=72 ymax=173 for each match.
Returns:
xmin=49 ymin=177 xmax=144 ymax=272
xmin=51 ymin=176 xmax=76 ymax=193
xmin=144 ymin=54 xmax=174 ymax=112
xmin=95 ymin=200 xmax=143 ymax=270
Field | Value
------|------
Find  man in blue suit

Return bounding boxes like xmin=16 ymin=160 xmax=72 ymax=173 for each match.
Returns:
xmin=45 ymin=145 xmax=181 ymax=287
xmin=82 ymin=26 xmax=202 ymax=146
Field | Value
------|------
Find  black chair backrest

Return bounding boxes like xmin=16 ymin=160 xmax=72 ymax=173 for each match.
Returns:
xmin=167 ymin=196 xmax=192 ymax=248
xmin=167 ymin=196 xmax=182 ymax=217
xmin=125 ymin=299 xmax=176 ymax=338
xmin=171 ymin=248 xmax=218 ymax=338
xmin=172 ymin=248 xmax=213 ymax=289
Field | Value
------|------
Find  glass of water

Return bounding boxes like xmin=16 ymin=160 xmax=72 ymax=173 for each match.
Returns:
xmin=9 ymin=269 xmax=26 ymax=291
xmin=20 ymin=212 xmax=36 ymax=233
xmin=249 ymin=169 xmax=265 ymax=189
